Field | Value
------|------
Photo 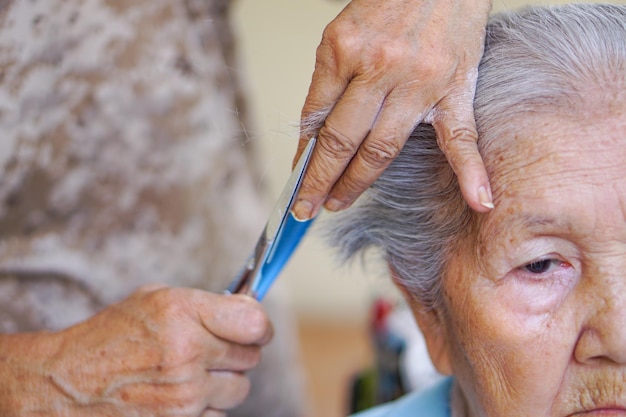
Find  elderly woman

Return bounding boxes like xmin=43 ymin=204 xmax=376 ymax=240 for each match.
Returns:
xmin=327 ymin=4 xmax=626 ymax=416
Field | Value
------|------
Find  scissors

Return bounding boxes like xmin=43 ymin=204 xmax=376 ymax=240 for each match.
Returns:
xmin=225 ymin=138 xmax=317 ymax=300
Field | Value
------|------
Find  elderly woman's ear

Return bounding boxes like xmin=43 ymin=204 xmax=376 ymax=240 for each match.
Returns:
xmin=390 ymin=266 xmax=453 ymax=376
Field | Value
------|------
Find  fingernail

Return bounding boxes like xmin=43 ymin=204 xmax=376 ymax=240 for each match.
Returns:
xmin=292 ymin=200 xmax=314 ymax=221
xmin=324 ymin=198 xmax=347 ymax=212
xmin=478 ymin=186 xmax=494 ymax=210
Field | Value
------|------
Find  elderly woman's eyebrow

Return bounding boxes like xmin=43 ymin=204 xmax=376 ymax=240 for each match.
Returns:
xmin=520 ymin=214 xmax=567 ymax=229
xmin=483 ymin=212 xmax=573 ymax=241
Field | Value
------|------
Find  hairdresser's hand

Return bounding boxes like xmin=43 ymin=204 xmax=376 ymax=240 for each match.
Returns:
xmin=42 ymin=286 xmax=272 ymax=417
xmin=293 ymin=0 xmax=493 ymax=218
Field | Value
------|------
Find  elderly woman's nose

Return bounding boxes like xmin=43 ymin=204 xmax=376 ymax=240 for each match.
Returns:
xmin=574 ymin=267 xmax=626 ymax=365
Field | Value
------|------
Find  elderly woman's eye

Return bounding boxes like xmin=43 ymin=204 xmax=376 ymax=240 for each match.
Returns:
xmin=523 ymin=259 xmax=560 ymax=274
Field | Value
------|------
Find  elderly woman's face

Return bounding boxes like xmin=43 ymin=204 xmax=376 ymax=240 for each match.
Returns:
xmin=426 ymin=112 xmax=626 ymax=416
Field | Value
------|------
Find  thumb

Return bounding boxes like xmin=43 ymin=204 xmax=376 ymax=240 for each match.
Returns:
xmin=198 ymin=292 xmax=274 ymax=346
xmin=432 ymin=89 xmax=493 ymax=213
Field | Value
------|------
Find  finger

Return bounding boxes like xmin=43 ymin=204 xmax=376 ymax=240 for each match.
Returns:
xmin=113 ymin=370 xmax=249 ymax=413
xmin=294 ymin=25 xmax=354 ymax=165
xmin=195 ymin=293 xmax=273 ymax=346
xmin=297 ymin=45 xmax=346 ymax=138
xmin=432 ymin=83 xmax=493 ymax=212
xmin=203 ymin=370 xmax=251 ymax=410
xmin=112 ymin=371 xmax=208 ymax=413
xmin=204 ymin=340 xmax=262 ymax=372
xmin=324 ymin=90 xmax=432 ymax=210
xmin=293 ymin=79 xmax=387 ymax=220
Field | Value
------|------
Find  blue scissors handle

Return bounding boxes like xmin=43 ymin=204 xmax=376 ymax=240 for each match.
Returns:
xmin=252 ymin=213 xmax=314 ymax=299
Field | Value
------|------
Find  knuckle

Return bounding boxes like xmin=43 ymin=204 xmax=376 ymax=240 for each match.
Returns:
xmin=148 ymin=289 xmax=186 ymax=319
xmin=298 ymin=167 xmax=332 ymax=197
xmin=158 ymin=343 xmax=195 ymax=375
xmin=374 ymin=44 xmax=406 ymax=69
xmin=144 ymin=297 xmax=201 ymax=368
xmin=321 ymin=21 xmax=357 ymax=56
xmin=314 ymin=40 xmax=336 ymax=69
xmin=415 ymin=54 xmax=455 ymax=82
xmin=360 ymin=137 xmax=402 ymax=169
xmin=145 ymin=287 xmax=174 ymax=307
xmin=318 ymin=124 xmax=358 ymax=157
xmin=437 ymin=125 xmax=479 ymax=169
xmin=349 ymin=43 xmax=406 ymax=77
xmin=440 ymin=124 xmax=479 ymax=150
xmin=320 ymin=21 xmax=340 ymax=44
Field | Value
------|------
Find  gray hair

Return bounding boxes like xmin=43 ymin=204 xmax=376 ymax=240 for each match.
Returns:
xmin=324 ymin=4 xmax=626 ymax=311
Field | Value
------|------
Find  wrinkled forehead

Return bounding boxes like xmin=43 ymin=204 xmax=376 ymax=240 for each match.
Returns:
xmin=477 ymin=111 xmax=626 ymax=240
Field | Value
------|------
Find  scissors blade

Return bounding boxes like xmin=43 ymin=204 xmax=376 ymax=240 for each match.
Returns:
xmin=226 ymin=138 xmax=317 ymax=300
xmin=264 ymin=138 xmax=316 ymax=257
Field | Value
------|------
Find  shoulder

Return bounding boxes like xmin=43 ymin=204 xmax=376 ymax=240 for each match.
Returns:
xmin=349 ymin=377 xmax=454 ymax=417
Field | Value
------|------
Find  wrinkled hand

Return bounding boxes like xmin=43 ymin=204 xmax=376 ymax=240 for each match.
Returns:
xmin=293 ymin=0 xmax=493 ymax=219
xmin=45 ymin=286 xmax=272 ymax=417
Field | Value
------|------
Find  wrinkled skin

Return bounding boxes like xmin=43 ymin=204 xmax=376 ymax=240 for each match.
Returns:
xmin=294 ymin=0 xmax=493 ymax=220
xmin=410 ymin=111 xmax=626 ymax=416
xmin=0 ymin=287 xmax=272 ymax=417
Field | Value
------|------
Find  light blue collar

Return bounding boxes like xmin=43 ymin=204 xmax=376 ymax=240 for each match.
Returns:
xmin=350 ymin=377 xmax=453 ymax=417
